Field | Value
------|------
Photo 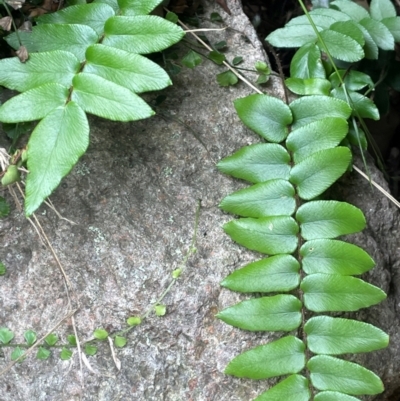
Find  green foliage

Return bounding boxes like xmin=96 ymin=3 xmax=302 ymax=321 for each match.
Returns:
xmin=232 ymin=56 xmax=243 ymax=65
xmin=36 ymin=346 xmax=51 ymax=360
xmin=154 ymin=304 xmax=167 ymax=316
xmin=11 ymin=347 xmax=25 ymax=361
xmin=44 ymin=333 xmax=58 ymax=346
xmin=181 ymin=50 xmax=202 ymax=69
xmin=0 ymin=196 xmax=10 ymax=217
xmin=266 ymin=0 xmax=400 ymax=118
xmin=24 ymin=329 xmax=37 ymax=346
xmin=217 ymin=6 xmax=390 ymax=395
xmin=84 ymin=343 xmax=98 ymax=356
xmin=209 ymin=50 xmax=225 ymax=64
xmin=210 ymin=12 xmax=223 ymax=23
xmin=60 ymin=347 xmax=73 ymax=360
xmin=67 ymin=334 xmax=77 ymax=346
xmin=114 ymin=335 xmax=127 ymax=348
xmin=0 ymin=0 xmax=184 ymax=216
xmin=126 ymin=316 xmax=142 ymax=326
xmin=0 ymin=261 xmax=6 ymax=276
xmin=267 ymin=0 xmax=399 ymax=61
xmin=93 ymin=328 xmax=108 ymax=340
xmin=216 ymin=70 xmax=239 ymax=87
xmin=0 ymin=327 xmax=14 ymax=344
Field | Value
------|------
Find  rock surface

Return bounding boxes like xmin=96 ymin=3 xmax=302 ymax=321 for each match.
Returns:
xmin=0 ymin=1 xmax=399 ymax=400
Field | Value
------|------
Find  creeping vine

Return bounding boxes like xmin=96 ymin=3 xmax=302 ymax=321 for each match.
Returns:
xmin=0 ymin=200 xmax=200 ymax=368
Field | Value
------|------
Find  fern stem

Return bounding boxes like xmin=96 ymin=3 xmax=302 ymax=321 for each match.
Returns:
xmin=297 ymin=0 xmax=345 ymax=88
xmin=265 ymin=42 xmax=289 ymax=105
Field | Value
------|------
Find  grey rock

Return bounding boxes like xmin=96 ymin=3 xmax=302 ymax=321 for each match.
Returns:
xmin=0 ymin=1 xmax=399 ymax=400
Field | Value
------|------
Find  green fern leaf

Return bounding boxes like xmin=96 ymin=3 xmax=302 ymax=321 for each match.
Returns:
xmin=217 ymin=144 xmax=291 ymax=183
xmin=305 ymin=316 xmax=389 ymax=354
xmin=220 ymin=180 xmax=296 ymax=218
xmin=300 ymin=239 xmax=375 ymax=275
xmin=85 ymin=45 xmax=171 ymax=93
xmin=309 ymin=8 xmax=351 ymax=22
xmin=0 ymin=51 xmax=80 ymax=91
xmin=0 ymin=0 xmax=184 ymax=215
xmin=308 ymin=355 xmax=384 ymax=395
xmin=286 ymin=117 xmax=348 ymax=163
xmin=330 ymin=0 xmax=369 ymax=22
xmin=314 ymin=392 xmax=361 ymax=401
xmin=217 ymin=295 xmax=302 ymax=331
xmin=221 ymin=255 xmax=300 ymax=293
xmin=225 ymin=336 xmax=305 ymax=379
xmin=36 ymin=3 xmax=115 ymax=34
xmin=94 ymin=0 xmax=119 ymax=12
xmin=289 ymin=147 xmax=352 ymax=200
xmin=267 ymin=25 xmax=320 ymax=48
xmin=359 ymin=18 xmax=394 ymax=50
xmin=7 ymin=24 xmax=99 ymax=61
xmin=356 ymin=23 xmax=379 ymax=59
xmin=331 ymin=88 xmax=380 ymax=120
xmin=329 ymin=70 xmax=374 ymax=91
xmin=103 ymin=16 xmax=184 ymax=54
xmin=370 ymin=0 xmax=397 ymax=21
xmin=330 ymin=21 xmax=365 ymax=47
xmin=25 ymin=102 xmax=89 ymax=216
xmin=381 ymin=17 xmax=400 ymax=42
xmin=0 ymin=84 xmax=69 ymax=122
xmin=289 ymin=43 xmax=326 ymax=79
xmin=117 ymin=0 xmax=163 ymax=16
xmin=234 ymin=94 xmax=292 ymax=142
xmin=296 ymin=201 xmax=366 ymax=240
xmin=71 ymin=73 xmax=154 ymax=121
xmin=287 ymin=14 xmax=335 ymax=29
xmin=289 ymin=96 xmax=351 ymax=128
xmin=285 ymin=77 xmax=331 ymax=96
xmin=223 ymin=216 xmax=298 ymax=255
xmin=302 ymin=274 xmax=387 ymax=312
xmin=254 ymin=375 xmax=310 ymax=401
xmin=318 ymin=29 xmax=364 ymax=62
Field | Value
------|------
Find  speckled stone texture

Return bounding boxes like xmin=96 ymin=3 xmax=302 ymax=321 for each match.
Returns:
xmin=0 ymin=1 xmax=399 ymax=400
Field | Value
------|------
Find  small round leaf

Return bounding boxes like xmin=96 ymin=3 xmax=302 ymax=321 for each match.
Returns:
xmin=60 ymin=347 xmax=73 ymax=360
xmin=93 ymin=329 xmax=109 ymax=340
xmin=44 ymin=333 xmax=58 ymax=346
xmin=172 ymin=268 xmax=182 ymax=278
xmin=114 ymin=336 xmax=127 ymax=348
xmin=24 ymin=330 xmax=37 ymax=346
xmin=67 ymin=334 xmax=77 ymax=346
xmin=36 ymin=346 xmax=51 ymax=360
xmin=11 ymin=347 xmax=25 ymax=362
xmin=0 ymin=327 xmax=14 ymax=344
xmin=154 ymin=304 xmax=166 ymax=316
xmin=84 ymin=344 xmax=98 ymax=356
xmin=127 ymin=316 xmax=142 ymax=326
